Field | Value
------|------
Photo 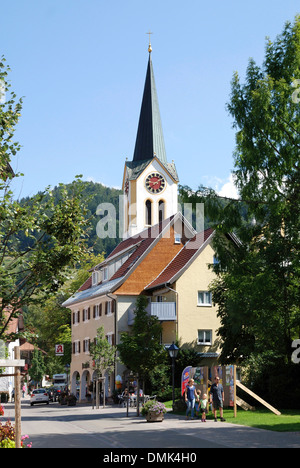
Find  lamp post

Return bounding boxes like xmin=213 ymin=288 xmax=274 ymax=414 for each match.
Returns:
xmin=168 ymin=342 xmax=179 ymax=409
xmin=64 ymin=364 xmax=70 ymax=393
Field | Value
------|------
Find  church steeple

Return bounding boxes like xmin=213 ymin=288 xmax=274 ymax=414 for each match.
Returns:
xmin=132 ymin=49 xmax=167 ymax=164
xmin=122 ymin=43 xmax=179 ymax=239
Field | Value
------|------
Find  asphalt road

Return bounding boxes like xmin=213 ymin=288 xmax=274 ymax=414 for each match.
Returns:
xmin=3 ymin=399 xmax=300 ymax=450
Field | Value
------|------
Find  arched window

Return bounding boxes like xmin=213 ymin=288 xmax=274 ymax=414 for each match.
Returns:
xmin=145 ymin=200 xmax=152 ymax=225
xmin=158 ymin=200 xmax=165 ymax=223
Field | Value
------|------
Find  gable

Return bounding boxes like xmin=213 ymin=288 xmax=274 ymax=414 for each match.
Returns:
xmin=145 ymin=228 xmax=215 ymax=290
xmin=63 ymin=213 xmax=196 ymax=307
xmin=124 ymin=156 xmax=178 ymax=185
xmin=114 ymin=224 xmax=184 ymax=296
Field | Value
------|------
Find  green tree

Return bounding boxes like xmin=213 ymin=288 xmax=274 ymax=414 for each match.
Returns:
xmin=117 ymin=296 xmax=167 ymax=391
xmin=29 ymin=349 xmax=46 ymax=387
xmin=0 ymin=56 xmax=90 ymax=340
xmin=180 ymin=15 xmax=300 ymax=366
xmin=89 ymin=326 xmax=117 ymax=407
xmin=24 ymin=252 xmax=105 ymax=376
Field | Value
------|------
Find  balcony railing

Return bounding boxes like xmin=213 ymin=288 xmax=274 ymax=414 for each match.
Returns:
xmin=128 ymin=302 xmax=176 ymax=326
xmin=150 ymin=302 xmax=176 ymax=321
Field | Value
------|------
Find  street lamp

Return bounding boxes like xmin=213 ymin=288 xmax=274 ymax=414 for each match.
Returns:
xmin=64 ymin=364 xmax=70 ymax=393
xmin=168 ymin=342 xmax=179 ymax=409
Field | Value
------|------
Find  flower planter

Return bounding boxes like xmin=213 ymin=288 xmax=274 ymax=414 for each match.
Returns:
xmin=146 ymin=411 xmax=164 ymax=422
xmin=141 ymin=399 xmax=167 ymax=422
xmin=67 ymin=397 xmax=77 ymax=406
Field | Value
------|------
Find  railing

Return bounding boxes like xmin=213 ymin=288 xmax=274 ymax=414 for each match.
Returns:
xmin=150 ymin=302 xmax=176 ymax=321
xmin=128 ymin=302 xmax=176 ymax=325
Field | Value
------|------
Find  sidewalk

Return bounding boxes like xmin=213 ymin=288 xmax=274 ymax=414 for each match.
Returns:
xmin=5 ymin=400 xmax=300 ymax=448
xmin=94 ymin=406 xmax=300 ymax=449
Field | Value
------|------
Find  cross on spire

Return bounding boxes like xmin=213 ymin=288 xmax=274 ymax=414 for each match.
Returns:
xmin=146 ymin=30 xmax=153 ymax=53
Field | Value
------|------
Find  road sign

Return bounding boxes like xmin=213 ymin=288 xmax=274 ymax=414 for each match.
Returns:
xmin=55 ymin=344 xmax=64 ymax=356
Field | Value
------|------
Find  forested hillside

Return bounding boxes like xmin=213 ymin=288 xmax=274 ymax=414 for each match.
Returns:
xmin=18 ymin=180 xmax=122 ymax=258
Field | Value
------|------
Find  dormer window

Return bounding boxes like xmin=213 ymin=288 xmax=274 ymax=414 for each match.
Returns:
xmin=102 ymin=267 xmax=108 ymax=282
xmin=174 ymin=233 xmax=181 ymax=244
xmin=92 ymin=271 xmax=100 ymax=286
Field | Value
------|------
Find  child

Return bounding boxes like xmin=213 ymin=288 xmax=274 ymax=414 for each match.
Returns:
xmin=195 ymin=390 xmax=201 ymax=418
xmin=200 ymin=393 xmax=208 ymax=422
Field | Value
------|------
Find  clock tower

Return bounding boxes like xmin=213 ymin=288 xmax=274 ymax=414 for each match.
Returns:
xmin=122 ymin=43 xmax=179 ymax=238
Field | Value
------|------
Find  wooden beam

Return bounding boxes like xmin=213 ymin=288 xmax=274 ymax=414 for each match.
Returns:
xmin=0 ymin=359 xmax=25 ymax=367
xmin=14 ymin=347 xmax=22 ymax=448
xmin=237 ymin=381 xmax=281 ymax=416
xmin=236 ymin=396 xmax=255 ymax=411
xmin=233 ymin=365 xmax=237 ymax=418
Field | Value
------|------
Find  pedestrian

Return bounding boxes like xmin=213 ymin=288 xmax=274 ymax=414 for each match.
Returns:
xmin=200 ymin=393 xmax=208 ymax=422
xmin=185 ymin=379 xmax=199 ymax=420
xmin=22 ymin=384 xmax=26 ymax=398
xmin=209 ymin=376 xmax=226 ymax=421
xmin=195 ymin=390 xmax=201 ymax=418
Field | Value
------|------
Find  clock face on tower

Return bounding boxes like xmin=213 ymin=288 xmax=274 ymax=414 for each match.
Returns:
xmin=145 ymin=173 xmax=166 ymax=194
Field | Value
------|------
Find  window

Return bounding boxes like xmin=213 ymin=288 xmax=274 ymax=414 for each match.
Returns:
xmin=73 ymin=310 xmax=80 ymax=325
xmin=158 ymin=200 xmax=165 ymax=223
xmin=83 ymin=307 xmax=90 ymax=322
xmin=105 ymin=301 xmax=115 ymax=315
xmin=83 ymin=338 xmax=90 ymax=353
xmin=198 ymin=330 xmax=212 ymax=345
xmin=93 ymin=304 xmax=100 ymax=319
xmin=174 ymin=233 xmax=181 ymax=244
xmin=73 ymin=340 xmax=80 ymax=354
xmin=102 ymin=267 xmax=108 ymax=282
xmin=197 ymin=291 xmax=212 ymax=306
xmin=145 ymin=200 xmax=152 ymax=226
xmin=106 ymin=333 xmax=114 ymax=345
xmin=92 ymin=270 xmax=100 ymax=286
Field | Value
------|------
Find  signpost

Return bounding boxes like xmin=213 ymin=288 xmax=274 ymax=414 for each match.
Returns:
xmin=0 ymin=346 xmax=25 ymax=448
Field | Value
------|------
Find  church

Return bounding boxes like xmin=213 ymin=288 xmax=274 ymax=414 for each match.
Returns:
xmin=63 ymin=42 xmax=228 ymax=400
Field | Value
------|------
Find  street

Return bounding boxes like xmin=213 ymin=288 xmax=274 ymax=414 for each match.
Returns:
xmin=2 ymin=399 xmax=300 ymax=450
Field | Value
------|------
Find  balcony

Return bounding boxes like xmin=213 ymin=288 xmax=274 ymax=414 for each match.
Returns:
xmin=150 ymin=302 xmax=176 ymax=321
xmin=128 ymin=302 xmax=176 ymax=326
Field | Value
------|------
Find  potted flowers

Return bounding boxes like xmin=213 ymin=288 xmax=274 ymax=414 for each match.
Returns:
xmin=66 ymin=394 xmax=77 ymax=406
xmin=141 ymin=400 xmax=167 ymax=422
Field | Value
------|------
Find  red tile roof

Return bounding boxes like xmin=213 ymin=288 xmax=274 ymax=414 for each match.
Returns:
xmin=78 ymin=215 xmax=177 ymax=292
xmin=144 ymin=227 xmax=215 ymax=290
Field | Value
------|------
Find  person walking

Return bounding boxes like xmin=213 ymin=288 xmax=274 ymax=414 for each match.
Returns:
xmin=200 ymin=393 xmax=208 ymax=422
xmin=209 ymin=376 xmax=226 ymax=421
xmin=185 ymin=379 xmax=199 ymax=420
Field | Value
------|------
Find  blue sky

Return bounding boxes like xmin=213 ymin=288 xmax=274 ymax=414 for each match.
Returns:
xmin=1 ymin=0 xmax=299 ymax=199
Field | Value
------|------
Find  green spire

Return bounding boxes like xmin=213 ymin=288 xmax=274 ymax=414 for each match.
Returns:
xmin=133 ymin=52 xmax=167 ymax=164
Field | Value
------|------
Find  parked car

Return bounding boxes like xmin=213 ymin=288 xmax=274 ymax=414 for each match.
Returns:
xmin=52 ymin=387 xmax=63 ymax=402
xmin=30 ymin=388 xmax=50 ymax=406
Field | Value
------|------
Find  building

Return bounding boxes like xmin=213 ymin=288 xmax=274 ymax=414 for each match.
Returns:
xmin=63 ymin=44 xmax=230 ymax=400
xmin=0 ymin=308 xmax=46 ymax=400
